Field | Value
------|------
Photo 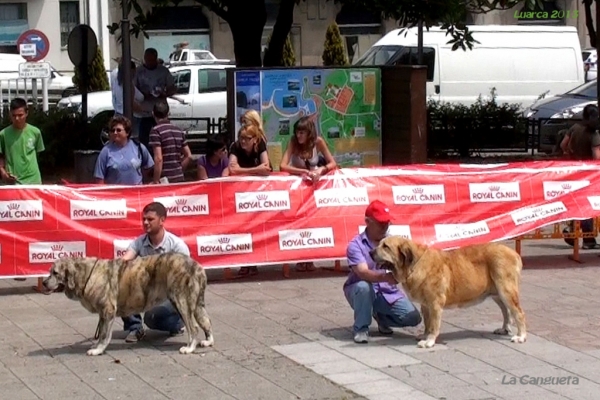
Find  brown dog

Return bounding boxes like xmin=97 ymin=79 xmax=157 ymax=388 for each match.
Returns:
xmin=370 ymin=237 xmax=527 ymax=348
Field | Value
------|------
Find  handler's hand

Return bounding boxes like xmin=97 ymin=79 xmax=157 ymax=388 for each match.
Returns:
xmin=383 ymin=273 xmax=397 ymax=285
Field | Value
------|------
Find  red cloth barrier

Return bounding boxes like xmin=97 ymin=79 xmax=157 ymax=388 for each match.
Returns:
xmin=2 ymin=160 xmax=600 ymax=278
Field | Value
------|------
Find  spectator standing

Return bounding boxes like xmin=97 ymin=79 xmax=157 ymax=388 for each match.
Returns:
xmin=94 ymin=116 xmax=154 ymax=185
xmin=197 ymin=136 xmax=229 ymax=180
xmin=0 ymin=98 xmax=45 ymax=185
xmin=110 ymin=60 xmax=145 ymax=119
xmin=148 ymin=101 xmax=192 ymax=184
xmin=133 ymin=48 xmax=176 ymax=148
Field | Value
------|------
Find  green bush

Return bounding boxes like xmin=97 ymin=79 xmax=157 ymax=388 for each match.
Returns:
xmin=427 ymin=88 xmax=526 ymax=157
xmin=322 ymin=22 xmax=348 ymax=66
xmin=0 ymin=107 xmax=103 ymax=175
xmin=72 ymin=46 xmax=110 ymax=93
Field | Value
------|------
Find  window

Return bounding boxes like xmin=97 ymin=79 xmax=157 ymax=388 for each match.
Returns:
xmin=60 ymin=1 xmax=79 ymax=47
xmin=198 ymin=69 xmax=226 ymax=93
xmin=173 ymin=69 xmax=191 ymax=95
xmin=0 ymin=3 xmax=27 ymax=20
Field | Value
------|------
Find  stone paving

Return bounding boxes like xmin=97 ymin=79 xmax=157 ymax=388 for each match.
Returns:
xmin=0 ymin=239 xmax=599 ymax=399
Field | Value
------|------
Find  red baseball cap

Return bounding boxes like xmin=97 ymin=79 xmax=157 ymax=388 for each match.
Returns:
xmin=365 ymin=200 xmax=392 ymax=224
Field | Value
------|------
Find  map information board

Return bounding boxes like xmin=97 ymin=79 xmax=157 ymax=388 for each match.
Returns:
xmin=233 ymin=67 xmax=381 ymax=169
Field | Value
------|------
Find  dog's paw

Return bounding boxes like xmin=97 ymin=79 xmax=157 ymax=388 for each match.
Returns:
xmin=179 ymin=346 xmax=196 ymax=354
xmin=200 ymin=339 xmax=214 ymax=347
xmin=417 ymin=339 xmax=435 ymax=348
xmin=493 ymin=328 xmax=511 ymax=335
xmin=510 ymin=334 xmax=526 ymax=344
xmin=86 ymin=348 xmax=104 ymax=356
xmin=415 ymin=333 xmax=428 ymax=341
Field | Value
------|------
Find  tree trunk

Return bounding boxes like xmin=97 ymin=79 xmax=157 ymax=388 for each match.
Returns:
xmin=263 ymin=0 xmax=296 ymax=67
xmin=228 ymin=0 xmax=267 ymax=67
xmin=584 ymin=0 xmax=596 ymax=48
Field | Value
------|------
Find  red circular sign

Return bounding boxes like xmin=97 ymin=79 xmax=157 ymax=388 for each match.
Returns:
xmin=16 ymin=29 xmax=50 ymax=62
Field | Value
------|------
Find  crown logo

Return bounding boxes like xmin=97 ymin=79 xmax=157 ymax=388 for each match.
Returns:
xmin=174 ymin=198 xmax=187 ymax=206
xmin=218 ymin=237 xmax=230 ymax=244
xmin=51 ymin=245 xmax=63 ymax=252
xmin=489 ymin=186 xmax=500 ymax=191
xmin=412 ymin=188 xmax=424 ymax=194
xmin=561 ymin=184 xmax=572 ymax=190
xmin=7 ymin=203 xmax=19 ymax=210
xmin=299 ymin=231 xmax=312 ymax=238
xmin=256 ymin=194 xmax=267 ymax=201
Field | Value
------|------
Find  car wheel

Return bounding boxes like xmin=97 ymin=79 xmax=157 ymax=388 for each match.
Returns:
xmin=90 ymin=111 xmax=115 ymax=146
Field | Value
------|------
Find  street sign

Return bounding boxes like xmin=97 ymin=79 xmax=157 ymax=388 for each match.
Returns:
xmin=18 ymin=62 xmax=51 ymax=79
xmin=16 ymin=30 xmax=50 ymax=62
xmin=67 ymin=25 xmax=98 ymax=66
xmin=19 ymin=43 xmax=36 ymax=58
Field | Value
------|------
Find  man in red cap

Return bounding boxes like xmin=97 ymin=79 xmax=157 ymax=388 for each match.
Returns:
xmin=343 ymin=200 xmax=421 ymax=343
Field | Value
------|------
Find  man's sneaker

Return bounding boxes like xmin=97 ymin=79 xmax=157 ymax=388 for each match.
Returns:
xmin=125 ymin=329 xmax=145 ymax=343
xmin=373 ymin=313 xmax=393 ymax=335
xmin=354 ymin=331 xmax=369 ymax=343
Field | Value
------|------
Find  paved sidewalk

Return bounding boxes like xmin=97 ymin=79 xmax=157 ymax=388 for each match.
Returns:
xmin=0 ymin=239 xmax=599 ymax=399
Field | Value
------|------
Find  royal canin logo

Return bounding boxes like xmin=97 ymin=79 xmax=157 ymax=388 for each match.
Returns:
xmin=154 ymin=195 xmax=209 ymax=216
xmin=314 ymin=188 xmax=370 ymax=207
xmin=435 ymin=222 xmax=490 ymax=242
xmin=235 ymin=191 xmax=291 ymax=213
xmin=278 ymin=228 xmax=335 ymax=250
xmin=70 ymin=199 xmax=127 ymax=220
xmin=469 ymin=182 xmax=520 ymax=203
xmin=196 ymin=234 xmax=253 ymax=256
xmin=543 ymin=181 xmax=589 ymax=200
xmin=0 ymin=200 xmax=43 ymax=222
xmin=510 ymin=201 xmax=567 ymax=226
xmin=392 ymin=185 xmax=445 ymax=205
xmin=29 ymin=241 xmax=86 ymax=263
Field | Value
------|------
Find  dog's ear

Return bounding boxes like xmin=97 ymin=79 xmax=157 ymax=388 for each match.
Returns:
xmin=399 ymin=244 xmax=414 ymax=266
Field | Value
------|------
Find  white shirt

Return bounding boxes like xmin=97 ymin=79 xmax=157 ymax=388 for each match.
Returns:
xmin=110 ymin=68 xmax=144 ymax=115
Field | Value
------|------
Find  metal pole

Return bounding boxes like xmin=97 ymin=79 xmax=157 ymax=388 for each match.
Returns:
xmin=121 ymin=0 xmax=132 ymax=120
xmin=417 ymin=20 xmax=423 ymax=65
xmin=42 ymin=78 xmax=48 ymax=111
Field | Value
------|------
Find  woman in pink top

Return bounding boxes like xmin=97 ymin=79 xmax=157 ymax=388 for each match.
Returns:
xmin=197 ymin=136 xmax=229 ymax=180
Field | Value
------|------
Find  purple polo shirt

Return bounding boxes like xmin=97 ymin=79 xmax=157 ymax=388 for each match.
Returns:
xmin=343 ymin=231 xmax=404 ymax=304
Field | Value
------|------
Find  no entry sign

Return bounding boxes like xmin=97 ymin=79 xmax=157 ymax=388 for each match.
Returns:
xmin=17 ymin=29 xmax=50 ymax=62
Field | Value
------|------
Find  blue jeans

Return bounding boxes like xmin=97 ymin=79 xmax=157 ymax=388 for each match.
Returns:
xmin=122 ymin=314 xmax=143 ymax=333
xmin=143 ymin=300 xmax=183 ymax=334
xmin=344 ymin=281 xmax=422 ymax=334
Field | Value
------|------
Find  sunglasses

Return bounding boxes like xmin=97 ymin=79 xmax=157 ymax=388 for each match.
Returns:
xmin=111 ymin=128 xmax=124 ymax=133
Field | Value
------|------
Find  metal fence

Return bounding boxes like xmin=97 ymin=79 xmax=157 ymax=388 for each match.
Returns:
xmin=0 ymin=77 xmax=52 ymax=117
xmin=169 ymin=116 xmax=228 ymax=155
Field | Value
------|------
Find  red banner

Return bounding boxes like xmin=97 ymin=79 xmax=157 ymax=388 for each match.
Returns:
xmin=1 ymin=160 xmax=600 ymax=278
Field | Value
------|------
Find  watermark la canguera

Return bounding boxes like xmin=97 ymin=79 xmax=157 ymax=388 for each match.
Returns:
xmin=502 ymin=375 xmax=580 ymax=385
xmin=514 ymin=9 xmax=578 ymax=19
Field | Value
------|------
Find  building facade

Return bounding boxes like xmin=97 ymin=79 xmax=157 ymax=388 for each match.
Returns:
xmin=0 ymin=0 xmax=596 ymax=73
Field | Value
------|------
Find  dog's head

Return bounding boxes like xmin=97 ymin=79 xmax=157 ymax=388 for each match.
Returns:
xmin=370 ymin=236 xmax=419 ymax=282
xmin=43 ymin=258 xmax=80 ymax=296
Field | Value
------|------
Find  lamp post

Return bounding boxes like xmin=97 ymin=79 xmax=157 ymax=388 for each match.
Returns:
xmin=121 ymin=0 xmax=133 ymax=120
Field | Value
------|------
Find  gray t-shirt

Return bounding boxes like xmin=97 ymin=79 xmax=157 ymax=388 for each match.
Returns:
xmin=133 ymin=65 xmax=175 ymax=118
xmin=127 ymin=230 xmax=190 ymax=257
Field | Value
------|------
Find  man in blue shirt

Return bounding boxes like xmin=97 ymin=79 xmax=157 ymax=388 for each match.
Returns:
xmin=343 ymin=200 xmax=422 ymax=343
xmin=120 ymin=201 xmax=189 ymax=343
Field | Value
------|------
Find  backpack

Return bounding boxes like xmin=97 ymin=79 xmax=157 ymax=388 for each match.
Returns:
xmin=130 ymin=137 xmax=149 ymax=169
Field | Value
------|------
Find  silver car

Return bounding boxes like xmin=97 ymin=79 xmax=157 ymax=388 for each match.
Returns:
xmin=524 ymin=80 xmax=597 ymax=153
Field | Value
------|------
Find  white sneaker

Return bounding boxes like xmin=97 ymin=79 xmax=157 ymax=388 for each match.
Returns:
xmin=354 ymin=331 xmax=369 ymax=343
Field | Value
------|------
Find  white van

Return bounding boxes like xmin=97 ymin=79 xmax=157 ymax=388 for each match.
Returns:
xmin=353 ymin=25 xmax=585 ymax=109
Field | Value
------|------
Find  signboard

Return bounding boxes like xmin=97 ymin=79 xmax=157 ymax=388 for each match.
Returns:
xmin=16 ymin=29 xmax=50 ymax=62
xmin=19 ymin=43 xmax=36 ymax=57
xmin=233 ymin=68 xmax=382 ymax=168
xmin=18 ymin=62 xmax=51 ymax=79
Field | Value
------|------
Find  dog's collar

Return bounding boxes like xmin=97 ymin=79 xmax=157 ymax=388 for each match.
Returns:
xmin=82 ymin=259 xmax=100 ymax=298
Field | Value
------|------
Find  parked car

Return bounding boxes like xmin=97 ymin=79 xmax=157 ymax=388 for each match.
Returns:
xmin=523 ymin=79 xmax=597 ymax=153
xmin=57 ymin=60 xmax=233 ymax=153
xmin=353 ymin=24 xmax=585 ymax=109
xmin=583 ymin=48 xmax=597 ymax=82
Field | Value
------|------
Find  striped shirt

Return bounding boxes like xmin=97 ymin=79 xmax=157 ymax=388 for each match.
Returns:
xmin=148 ymin=121 xmax=187 ymax=183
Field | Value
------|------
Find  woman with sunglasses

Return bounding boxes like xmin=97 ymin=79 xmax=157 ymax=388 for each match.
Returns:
xmin=94 ymin=115 xmax=154 ymax=185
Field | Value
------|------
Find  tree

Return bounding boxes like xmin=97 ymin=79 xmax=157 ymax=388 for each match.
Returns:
xmin=113 ymin=0 xmax=530 ymax=67
xmin=322 ymin=22 xmax=348 ymax=66
xmin=265 ymin=32 xmax=296 ymax=66
xmin=72 ymin=46 xmax=110 ymax=93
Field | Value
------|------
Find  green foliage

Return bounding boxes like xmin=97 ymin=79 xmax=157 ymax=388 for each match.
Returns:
xmin=72 ymin=46 xmax=110 ymax=93
xmin=427 ymin=88 xmax=526 ymax=157
xmin=322 ymin=22 xmax=348 ymax=66
xmin=0 ymin=107 xmax=103 ymax=175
